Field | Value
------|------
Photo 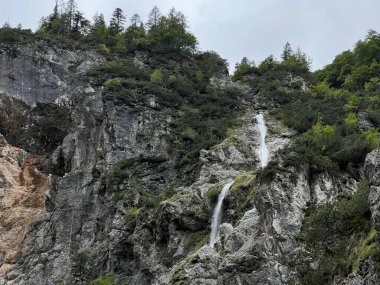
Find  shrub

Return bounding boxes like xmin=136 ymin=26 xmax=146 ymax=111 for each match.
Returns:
xmin=97 ymin=43 xmax=110 ymax=55
xmin=296 ymin=180 xmax=379 ymax=283
xmin=104 ymin=78 xmax=124 ymax=92
xmin=150 ymin=69 xmax=163 ymax=83
xmin=364 ymin=128 xmax=380 ymax=149
xmin=91 ymin=272 xmax=116 ymax=285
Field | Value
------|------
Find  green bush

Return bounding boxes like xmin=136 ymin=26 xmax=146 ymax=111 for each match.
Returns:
xmin=104 ymin=78 xmax=124 ymax=92
xmin=91 ymin=272 xmax=116 ymax=285
xmin=97 ymin=43 xmax=110 ymax=55
xmin=150 ymin=69 xmax=163 ymax=83
xmin=296 ymin=180 xmax=380 ymax=284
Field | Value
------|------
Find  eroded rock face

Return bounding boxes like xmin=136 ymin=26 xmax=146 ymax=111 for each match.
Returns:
xmin=0 ymin=135 xmax=48 ymax=276
xmin=0 ymin=42 xmax=377 ymax=285
xmin=0 ymin=44 xmax=103 ymax=105
xmin=0 ymin=43 xmax=179 ymax=285
xmin=366 ymin=148 xmax=380 ymax=236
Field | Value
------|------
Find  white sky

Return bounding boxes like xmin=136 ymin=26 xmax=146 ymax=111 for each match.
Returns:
xmin=1 ymin=0 xmax=380 ymax=71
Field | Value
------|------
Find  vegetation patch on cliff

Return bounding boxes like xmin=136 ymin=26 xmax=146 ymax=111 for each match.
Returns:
xmin=294 ymin=180 xmax=380 ymax=284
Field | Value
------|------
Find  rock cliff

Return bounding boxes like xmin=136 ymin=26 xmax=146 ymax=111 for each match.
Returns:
xmin=0 ymin=41 xmax=378 ymax=285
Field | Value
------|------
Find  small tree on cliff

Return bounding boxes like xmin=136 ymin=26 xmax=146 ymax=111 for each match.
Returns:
xmin=109 ymin=8 xmax=126 ymax=35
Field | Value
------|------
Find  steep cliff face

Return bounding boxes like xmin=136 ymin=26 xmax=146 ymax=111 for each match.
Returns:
xmin=0 ymin=135 xmax=48 ymax=277
xmin=0 ymin=42 xmax=184 ymax=284
xmin=0 ymin=42 xmax=378 ymax=285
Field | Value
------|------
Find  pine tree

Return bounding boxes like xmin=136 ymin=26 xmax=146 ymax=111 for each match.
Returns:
xmin=65 ymin=0 xmax=77 ymax=30
xmin=130 ymin=14 xmax=141 ymax=26
xmin=109 ymin=8 xmax=126 ymax=35
xmin=88 ymin=13 xmax=108 ymax=44
xmin=71 ymin=11 xmax=89 ymax=37
xmin=281 ymin=42 xmax=293 ymax=61
xmin=147 ymin=6 xmax=161 ymax=30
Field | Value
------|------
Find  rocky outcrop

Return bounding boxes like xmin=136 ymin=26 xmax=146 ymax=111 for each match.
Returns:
xmin=0 ymin=135 xmax=48 ymax=277
xmin=0 ymin=44 xmax=103 ymax=105
xmin=359 ymin=112 xmax=375 ymax=131
xmin=0 ymin=41 xmax=378 ymax=285
xmin=0 ymin=43 xmax=176 ymax=285
xmin=366 ymin=148 xmax=380 ymax=235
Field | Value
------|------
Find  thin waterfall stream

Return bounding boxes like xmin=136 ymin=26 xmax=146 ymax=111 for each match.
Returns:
xmin=209 ymin=113 xmax=270 ymax=248
xmin=209 ymin=181 xmax=234 ymax=248
xmin=256 ymin=113 xmax=269 ymax=168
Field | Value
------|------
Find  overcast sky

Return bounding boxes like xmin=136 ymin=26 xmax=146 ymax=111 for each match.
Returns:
xmin=1 ymin=0 xmax=380 ymax=71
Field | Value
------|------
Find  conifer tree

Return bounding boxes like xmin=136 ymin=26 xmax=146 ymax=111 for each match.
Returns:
xmin=88 ymin=13 xmax=108 ymax=44
xmin=109 ymin=8 xmax=126 ymax=35
xmin=130 ymin=14 xmax=141 ymax=26
xmin=281 ymin=42 xmax=293 ymax=61
xmin=147 ymin=6 xmax=161 ymax=30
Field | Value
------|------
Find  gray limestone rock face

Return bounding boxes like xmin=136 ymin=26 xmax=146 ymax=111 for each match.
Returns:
xmin=358 ymin=112 xmax=375 ymax=131
xmin=0 ymin=43 xmax=170 ymax=284
xmin=0 ymin=45 xmax=103 ymax=105
xmin=0 ymin=40 xmax=378 ymax=285
xmin=366 ymin=149 xmax=380 ymax=242
xmin=365 ymin=148 xmax=380 ymax=187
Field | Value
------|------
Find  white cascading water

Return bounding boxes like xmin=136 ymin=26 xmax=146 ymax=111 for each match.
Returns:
xmin=256 ymin=113 xmax=269 ymax=168
xmin=209 ymin=181 xmax=234 ymax=248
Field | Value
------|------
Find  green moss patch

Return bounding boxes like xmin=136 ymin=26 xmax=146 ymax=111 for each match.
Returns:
xmin=205 ymin=184 xmax=224 ymax=204
xmin=226 ymin=173 xmax=256 ymax=221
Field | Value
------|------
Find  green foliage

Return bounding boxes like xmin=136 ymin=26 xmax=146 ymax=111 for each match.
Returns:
xmin=112 ymin=157 xmax=177 ymax=209
xmin=206 ymin=174 xmax=218 ymax=184
xmin=267 ymin=76 xmax=375 ymax=173
xmin=296 ymin=180 xmax=380 ymax=284
xmin=150 ymin=69 xmax=163 ymax=83
xmin=258 ymin=55 xmax=278 ymax=73
xmin=226 ymin=173 xmax=256 ymax=220
xmin=170 ymin=267 xmax=190 ymax=285
xmin=109 ymin=8 xmax=126 ymax=36
xmin=232 ymin=57 xmax=256 ymax=81
xmin=168 ymin=87 xmax=242 ymax=175
xmin=280 ymin=43 xmax=311 ymax=73
xmin=352 ymin=228 xmax=380 ymax=272
xmin=72 ymin=251 xmax=94 ymax=279
xmin=37 ymin=1 xmax=90 ymax=40
xmin=345 ymin=113 xmax=358 ymax=130
xmin=0 ymin=26 xmax=34 ymax=44
xmin=86 ymin=13 xmax=108 ymax=45
xmin=123 ymin=207 xmax=140 ymax=224
xmin=182 ymin=204 xmax=209 ymax=225
xmin=317 ymin=30 xmax=380 ymax=90
xmin=124 ymin=23 xmax=147 ymax=51
xmin=90 ymin=272 xmax=116 ymax=285
xmin=367 ymin=110 xmax=380 ymax=127
xmin=147 ymin=8 xmax=197 ymax=54
xmin=184 ymin=231 xmax=209 ymax=252
xmin=97 ymin=43 xmax=110 ymax=55
xmin=4 ymin=4 xmax=240 ymax=179
xmin=206 ymin=184 xmax=223 ymax=203
xmin=104 ymin=78 xmax=124 ymax=92
xmin=364 ymin=128 xmax=380 ymax=149
xmin=229 ymin=173 xmax=255 ymax=194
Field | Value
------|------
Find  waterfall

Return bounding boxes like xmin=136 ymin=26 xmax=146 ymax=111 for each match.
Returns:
xmin=209 ymin=181 xmax=234 ymax=248
xmin=256 ymin=113 xmax=269 ymax=168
